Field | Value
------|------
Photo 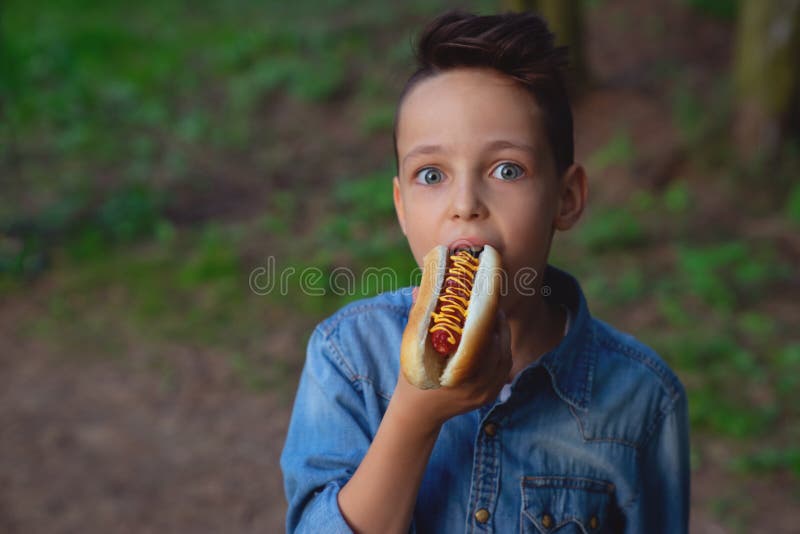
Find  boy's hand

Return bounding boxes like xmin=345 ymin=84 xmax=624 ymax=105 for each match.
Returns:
xmin=392 ymin=286 xmax=513 ymax=433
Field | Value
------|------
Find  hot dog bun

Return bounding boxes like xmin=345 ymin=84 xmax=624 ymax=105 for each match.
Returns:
xmin=400 ymin=244 xmax=502 ymax=389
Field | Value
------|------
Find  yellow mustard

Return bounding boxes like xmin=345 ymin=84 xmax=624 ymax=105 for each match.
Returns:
xmin=429 ymin=251 xmax=479 ymax=344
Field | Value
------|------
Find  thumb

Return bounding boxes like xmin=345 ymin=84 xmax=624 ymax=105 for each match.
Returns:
xmin=411 ymin=286 xmax=419 ymax=304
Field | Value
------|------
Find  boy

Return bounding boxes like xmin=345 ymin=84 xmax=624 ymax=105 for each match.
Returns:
xmin=281 ymin=10 xmax=689 ymax=533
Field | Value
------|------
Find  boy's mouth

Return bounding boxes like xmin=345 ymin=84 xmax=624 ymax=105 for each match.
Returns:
xmin=451 ymin=245 xmax=484 ymax=258
xmin=448 ymin=238 xmax=487 ymax=257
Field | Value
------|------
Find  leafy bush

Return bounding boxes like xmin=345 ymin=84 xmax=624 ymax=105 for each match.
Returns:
xmin=98 ymin=185 xmax=164 ymax=244
xmin=732 ymin=448 xmax=800 ymax=476
xmin=683 ymin=0 xmax=739 ymax=20
xmin=676 ymin=241 xmax=787 ymax=312
xmin=576 ymin=208 xmax=647 ymax=252
xmin=586 ymin=129 xmax=636 ymax=171
xmin=333 ymin=169 xmax=395 ymax=224
xmin=786 ymin=183 xmax=800 ymax=225
xmin=178 ymin=224 xmax=242 ymax=288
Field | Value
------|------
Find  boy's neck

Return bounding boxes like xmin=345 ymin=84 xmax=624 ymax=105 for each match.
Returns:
xmin=506 ymin=294 xmax=567 ymax=380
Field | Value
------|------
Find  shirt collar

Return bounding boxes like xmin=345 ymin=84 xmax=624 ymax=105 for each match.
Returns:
xmin=517 ymin=264 xmax=596 ymax=413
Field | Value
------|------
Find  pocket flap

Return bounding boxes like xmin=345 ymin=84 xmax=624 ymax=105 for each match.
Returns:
xmin=521 ymin=476 xmax=615 ymax=532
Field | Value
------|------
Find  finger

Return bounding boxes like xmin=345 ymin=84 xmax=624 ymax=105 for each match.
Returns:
xmin=411 ymin=286 xmax=419 ymax=304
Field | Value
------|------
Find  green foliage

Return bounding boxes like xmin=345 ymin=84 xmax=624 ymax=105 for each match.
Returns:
xmin=229 ymin=351 xmax=269 ymax=392
xmin=613 ymin=268 xmax=646 ymax=303
xmin=65 ymin=185 xmax=166 ymax=261
xmin=0 ymin=234 xmax=48 ymax=279
xmin=732 ymin=448 xmax=800 ymax=476
xmin=690 ymin=387 xmax=777 ymax=438
xmin=290 ymin=55 xmax=346 ymax=102
xmin=663 ymin=330 xmax=760 ymax=377
xmin=663 ymin=181 xmax=692 ymax=214
xmin=329 ymin=170 xmax=413 ymax=279
xmin=683 ymin=0 xmax=739 ymax=20
xmin=98 ymin=185 xmax=164 ymax=244
xmin=776 ymin=344 xmax=800 ymax=398
xmin=586 ymin=129 xmax=636 ymax=171
xmin=1 ymin=0 xmax=419 ymax=244
xmin=671 ymin=83 xmax=706 ymax=144
xmin=630 ymin=190 xmax=657 ymax=212
xmin=735 ymin=311 xmax=776 ymax=342
xmin=786 ymin=183 xmax=800 ymax=225
xmin=576 ymin=207 xmax=646 ymax=252
xmin=360 ymin=104 xmax=396 ymax=135
xmin=655 ymin=292 xmax=692 ymax=328
xmin=260 ymin=190 xmax=297 ymax=236
xmin=332 ymin=170 xmax=396 ymax=224
xmin=675 ymin=241 xmax=787 ymax=312
xmin=178 ymin=225 xmax=242 ymax=288
xmin=653 ymin=325 xmax=784 ymax=439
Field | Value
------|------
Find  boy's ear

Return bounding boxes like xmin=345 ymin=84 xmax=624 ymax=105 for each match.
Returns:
xmin=393 ymin=176 xmax=407 ymax=235
xmin=554 ymin=164 xmax=588 ymax=231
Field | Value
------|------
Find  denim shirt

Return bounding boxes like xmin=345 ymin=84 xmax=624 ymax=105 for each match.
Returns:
xmin=281 ymin=265 xmax=690 ymax=533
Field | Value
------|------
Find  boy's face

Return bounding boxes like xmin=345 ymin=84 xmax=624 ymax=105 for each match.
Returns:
xmin=393 ymin=67 xmax=580 ymax=304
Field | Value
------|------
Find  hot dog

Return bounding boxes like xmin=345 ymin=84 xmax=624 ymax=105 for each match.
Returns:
xmin=400 ymin=244 xmax=502 ymax=389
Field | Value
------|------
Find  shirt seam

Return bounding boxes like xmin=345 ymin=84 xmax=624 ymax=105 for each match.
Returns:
xmin=620 ymin=394 xmax=682 ymax=509
xmin=324 ymin=337 xmax=395 ymax=401
xmin=317 ymin=301 xmax=408 ymax=399
xmin=568 ymin=404 xmax=640 ymax=449
xmin=595 ymin=334 xmax=682 ymax=402
xmin=317 ymin=301 xmax=410 ymax=339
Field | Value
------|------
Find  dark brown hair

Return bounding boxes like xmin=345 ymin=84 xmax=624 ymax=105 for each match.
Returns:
xmin=393 ymin=10 xmax=573 ymax=177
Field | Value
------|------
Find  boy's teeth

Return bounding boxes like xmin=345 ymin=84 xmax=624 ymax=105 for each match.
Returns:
xmin=454 ymin=245 xmax=484 ymax=256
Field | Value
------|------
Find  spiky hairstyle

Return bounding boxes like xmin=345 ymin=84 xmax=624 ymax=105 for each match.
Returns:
xmin=393 ymin=10 xmax=573 ymax=177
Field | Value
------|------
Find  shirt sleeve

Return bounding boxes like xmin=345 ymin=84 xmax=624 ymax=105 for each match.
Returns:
xmin=623 ymin=384 xmax=691 ymax=533
xmin=280 ymin=326 xmax=374 ymax=534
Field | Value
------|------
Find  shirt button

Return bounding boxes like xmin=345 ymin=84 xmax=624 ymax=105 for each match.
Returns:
xmin=483 ymin=422 xmax=497 ymax=437
xmin=541 ymin=513 xmax=554 ymax=528
xmin=590 ymin=515 xmax=599 ymax=529
xmin=474 ymin=508 xmax=490 ymax=523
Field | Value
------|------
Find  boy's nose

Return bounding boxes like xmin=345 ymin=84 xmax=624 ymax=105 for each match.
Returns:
xmin=450 ymin=180 xmax=488 ymax=221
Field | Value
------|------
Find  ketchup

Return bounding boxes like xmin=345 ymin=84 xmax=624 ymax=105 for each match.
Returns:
xmin=429 ymin=251 xmax=479 ymax=356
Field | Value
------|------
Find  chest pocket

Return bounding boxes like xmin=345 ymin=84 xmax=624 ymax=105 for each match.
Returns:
xmin=520 ymin=476 xmax=619 ymax=534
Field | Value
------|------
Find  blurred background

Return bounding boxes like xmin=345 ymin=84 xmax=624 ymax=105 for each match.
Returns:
xmin=1 ymin=0 xmax=798 ymax=532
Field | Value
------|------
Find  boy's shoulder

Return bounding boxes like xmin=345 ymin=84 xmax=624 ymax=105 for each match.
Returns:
xmin=313 ymin=288 xmax=412 ymax=341
xmin=543 ymin=264 xmax=685 ymax=411
xmin=306 ymin=289 xmax=412 ymax=397
xmin=578 ymin=316 xmax=687 ymax=447
xmin=591 ymin=317 xmax=685 ymax=402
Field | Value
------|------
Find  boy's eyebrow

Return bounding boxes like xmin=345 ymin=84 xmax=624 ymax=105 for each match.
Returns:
xmin=402 ymin=144 xmax=446 ymax=168
xmin=485 ymin=139 xmax=537 ymax=155
xmin=401 ymin=140 xmax=536 ymax=168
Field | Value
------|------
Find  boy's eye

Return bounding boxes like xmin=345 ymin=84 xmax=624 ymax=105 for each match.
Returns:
xmin=492 ymin=162 xmax=524 ymax=181
xmin=415 ymin=167 xmax=444 ymax=185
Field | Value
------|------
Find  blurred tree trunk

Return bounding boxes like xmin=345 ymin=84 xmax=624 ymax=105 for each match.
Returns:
xmin=734 ymin=0 xmax=800 ymax=162
xmin=501 ymin=0 xmax=588 ymax=91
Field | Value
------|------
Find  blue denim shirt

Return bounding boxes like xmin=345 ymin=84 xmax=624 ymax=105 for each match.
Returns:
xmin=281 ymin=265 xmax=690 ymax=533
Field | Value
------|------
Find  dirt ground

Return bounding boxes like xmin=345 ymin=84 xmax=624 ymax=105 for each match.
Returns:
xmin=2 ymin=1 xmax=799 ymax=532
